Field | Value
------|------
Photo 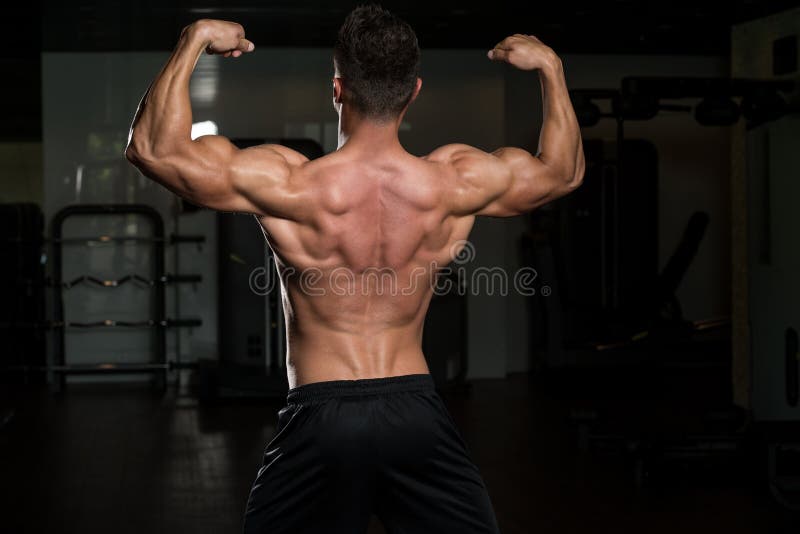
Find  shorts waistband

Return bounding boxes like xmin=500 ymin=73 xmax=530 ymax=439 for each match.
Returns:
xmin=286 ymin=373 xmax=435 ymax=404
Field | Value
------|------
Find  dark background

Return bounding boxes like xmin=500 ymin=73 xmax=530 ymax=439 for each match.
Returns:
xmin=1 ymin=1 xmax=799 ymax=533
xmin=4 ymin=0 xmax=798 ymax=140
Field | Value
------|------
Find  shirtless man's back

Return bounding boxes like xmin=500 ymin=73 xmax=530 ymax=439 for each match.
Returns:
xmin=260 ymin=147 xmax=477 ymax=386
xmin=126 ymin=5 xmax=583 ymax=533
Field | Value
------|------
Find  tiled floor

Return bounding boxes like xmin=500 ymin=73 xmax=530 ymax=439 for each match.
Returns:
xmin=1 ymin=372 xmax=797 ymax=533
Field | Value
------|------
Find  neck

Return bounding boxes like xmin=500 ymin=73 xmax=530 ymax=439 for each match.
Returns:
xmin=337 ymin=107 xmax=404 ymax=153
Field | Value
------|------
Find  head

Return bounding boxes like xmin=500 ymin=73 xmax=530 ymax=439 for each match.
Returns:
xmin=333 ymin=4 xmax=422 ymax=124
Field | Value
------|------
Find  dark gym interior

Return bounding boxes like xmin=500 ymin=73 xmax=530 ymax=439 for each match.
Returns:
xmin=2 ymin=1 xmax=800 ymax=533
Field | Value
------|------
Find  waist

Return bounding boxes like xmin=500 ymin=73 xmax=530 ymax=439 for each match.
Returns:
xmin=286 ymin=373 xmax=435 ymax=404
xmin=285 ymin=334 xmax=430 ymax=388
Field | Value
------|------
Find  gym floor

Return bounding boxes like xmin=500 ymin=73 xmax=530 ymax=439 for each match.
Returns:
xmin=1 ymin=373 xmax=795 ymax=534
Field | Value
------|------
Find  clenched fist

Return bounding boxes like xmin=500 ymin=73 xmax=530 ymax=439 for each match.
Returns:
xmin=487 ymin=34 xmax=559 ymax=71
xmin=186 ymin=19 xmax=255 ymax=58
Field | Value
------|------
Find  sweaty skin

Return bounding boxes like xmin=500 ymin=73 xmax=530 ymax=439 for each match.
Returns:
xmin=126 ymin=20 xmax=584 ymax=388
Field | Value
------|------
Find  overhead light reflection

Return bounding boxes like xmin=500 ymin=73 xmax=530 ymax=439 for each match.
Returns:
xmin=191 ymin=54 xmax=220 ymax=107
xmin=191 ymin=120 xmax=219 ymax=140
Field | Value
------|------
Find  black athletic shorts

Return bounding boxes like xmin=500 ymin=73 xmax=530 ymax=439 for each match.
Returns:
xmin=243 ymin=373 xmax=500 ymax=534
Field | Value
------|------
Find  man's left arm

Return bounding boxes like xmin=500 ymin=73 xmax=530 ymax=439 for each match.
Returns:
xmin=125 ymin=19 xmax=309 ymax=218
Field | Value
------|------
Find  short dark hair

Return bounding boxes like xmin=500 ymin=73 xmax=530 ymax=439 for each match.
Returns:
xmin=333 ymin=4 xmax=421 ymax=121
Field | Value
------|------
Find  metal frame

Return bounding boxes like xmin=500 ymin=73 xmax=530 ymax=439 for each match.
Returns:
xmin=51 ymin=204 xmax=167 ymax=391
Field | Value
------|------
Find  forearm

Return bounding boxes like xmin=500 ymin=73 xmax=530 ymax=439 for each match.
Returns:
xmin=126 ymin=24 xmax=210 ymax=160
xmin=536 ymin=58 xmax=583 ymax=184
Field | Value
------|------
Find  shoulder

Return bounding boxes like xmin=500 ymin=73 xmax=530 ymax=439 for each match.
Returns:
xmin=236 ymin=143 xmax=311 ymax=171
xmin=423 ymin=143 xmax=509 ymax=183
xmin=227 ymin=142 xmax=316 ymax=198
xmin=423 ymin=143 xmax=484 ymax=165
xmin=227 ymin=143 xmax=316 ymax=194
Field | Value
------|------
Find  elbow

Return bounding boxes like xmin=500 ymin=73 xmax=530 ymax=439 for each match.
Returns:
xmin=126 ymin=133 xmax=188 ymax=165
xmin=125 ymin=135 xmax=151 ymax=166
xmin=550 ymin=165 xmax=583 ymax=196
xmin=566 ymin=146 xmax=586 ymax=191
xmin=125 ymin=134 xmax=175 ymax=168
xmin=124 ymin=144 xmax=140 ymax=165
xmin=568 ymin=160 xmax=585 ymax=191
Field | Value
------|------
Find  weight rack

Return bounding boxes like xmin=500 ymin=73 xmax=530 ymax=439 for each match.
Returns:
xmin=50 ymin=204 xmax=203 ymax=392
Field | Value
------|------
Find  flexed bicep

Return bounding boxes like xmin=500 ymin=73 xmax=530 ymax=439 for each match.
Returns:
xmin=433 ymin=32 xmax=585 ymax=218
xmin=129 ymin=135 xmax=310 ymax=218
xmin=478 ymin=146 xmax=577 ymax=216
xmin=428 ymin=143 xmax=576 ymax=218
xmin=123 ymin=19 xmax=313 ymax=218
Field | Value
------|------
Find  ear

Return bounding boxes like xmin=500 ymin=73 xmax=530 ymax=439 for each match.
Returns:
xmin=408 ymin=77 xmax=422 ymax=104
xmin=332 ymin=77 xmax=344 ymax=104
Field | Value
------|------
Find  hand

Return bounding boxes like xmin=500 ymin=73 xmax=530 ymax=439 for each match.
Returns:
xmin=487 ymin=34 xmax=558 ymax=71
xmin=189 ymin=19 xmax=255 ymax=58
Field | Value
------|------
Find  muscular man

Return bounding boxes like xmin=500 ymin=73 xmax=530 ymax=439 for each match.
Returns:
xmin=126 ymin=5 xmax=583 ymax=533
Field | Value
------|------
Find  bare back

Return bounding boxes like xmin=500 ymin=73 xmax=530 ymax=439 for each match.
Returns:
xmin=257 ymin=150 xmax=475 ymax=387
xmin=125 ymin=26 xmax=583 ymax=389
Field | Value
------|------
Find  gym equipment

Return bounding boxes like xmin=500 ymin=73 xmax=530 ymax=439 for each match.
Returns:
xmin=560 ymin=75 xmax=797 ymax=349
xmin=531 ymin=138 xmax=658 ymax=353
xmin=0 ymin=204 xmax=205 ymax=394
xmin=694 ymin=96 xmax=741 ymax=126
xmin=747 ymin=117 xmax=800 ymax=423
xmin=766 ymin=432 xmax=800 ymax=511
xmin=538 ymin=77 xmax=766 ymax=490
xmin=653 ymin=212 xmax=709 ymax=323
xmin=572 ymin=77 xmax=793 ymax=130
xmin=2 ymin=319 xmax=202 ymax=329
xmin=7 ymin=360 xmax=197 ymax=374
xmin=49 ymin=204 xmax=203 ymax=392
xmin=59 ymin=273 xmax=201 ymax=289
xmin=50 ymin=234 xmax=205 ymax=244
xmin=746 ymin=114 xmax=800 ymax=510
xmin=732 ymin=14 xmax=800 ymax=511
xmin=560 ymin=208 xmax=742 ymax=489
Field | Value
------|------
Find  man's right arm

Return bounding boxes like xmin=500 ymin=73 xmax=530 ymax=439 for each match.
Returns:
xmin=427 ymin=35 xmax=585 ymax=217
